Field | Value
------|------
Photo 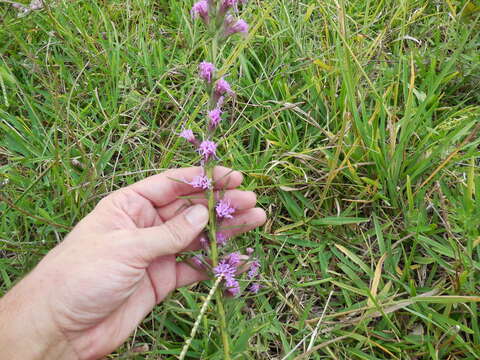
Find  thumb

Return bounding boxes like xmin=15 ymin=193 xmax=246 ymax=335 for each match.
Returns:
xmin=132 ymin=204 xmax=209 ymax=262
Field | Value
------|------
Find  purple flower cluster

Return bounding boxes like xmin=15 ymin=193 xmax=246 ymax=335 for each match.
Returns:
xmin=249 ymin=283 xmax=261 ymax=294
xmin=198 ymin=140 xmax=217 ymax=161
xmin=247 ymin=259 xmax=260 ymax=279
xmin=216 ymin=198 xmax=235 ymax=219
xmin=226 ymin=252 xmax=241 ymax=266
xmin=208 ymin=108 xmax=222 ymax=130
xmin=215 ymin=78 xmax=232 ymax=96
xmin=224 ymin=15 xmax=249 ymax=36
xmin=213 ymin=251 xmax=260 ymax=296
xmin=191 ymin=0 xmax=209 ymax=23
xmin=179 ymin=132 xmax=218 ymax=163
xmin=247 ymin=258 xmax=261 ymax=293
xmin=187 ymin=174 xmax=212 ymax=190
xmin=213 ymin=252 xmax=242 ymax=296
xmin=216 ymin=232 xmax=229 ymax=247
xmin=199 ymin=61 xmax=215 ymax=83
xmin=179 ymin=129 xmax=197 ymax=144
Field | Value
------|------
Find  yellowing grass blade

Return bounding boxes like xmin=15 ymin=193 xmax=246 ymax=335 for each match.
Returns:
xmin=368 ymin=253 xmax=386 ymax=307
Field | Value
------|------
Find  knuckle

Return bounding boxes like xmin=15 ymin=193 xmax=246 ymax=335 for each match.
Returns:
xmin=249 ymin=191 xmax=257 ymax=204
xmin=96 ymin=189 xmax=129 ymax=209
xmin=164 ymin=221 xmax=187 ymax=251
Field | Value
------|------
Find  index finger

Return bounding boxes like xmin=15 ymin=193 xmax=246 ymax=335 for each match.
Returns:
xmin=128 ymin=166 xmax=243 ymax=207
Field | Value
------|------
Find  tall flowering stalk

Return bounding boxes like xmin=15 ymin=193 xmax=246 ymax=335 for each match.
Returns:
xmin=179 ymin=0 xmax=260 ymax=358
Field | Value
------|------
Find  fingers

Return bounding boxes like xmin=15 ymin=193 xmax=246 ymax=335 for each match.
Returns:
xmin=128 ymin=166 xmax=243 ymax=207
xmin=175 ymin=262 xmax=209 ymax=288
xmin=217 ymin=208 xmax=267 ymax=238
xmin=157 ymin=189 xmax=257 ymax=221
xmin=131 ymin=204 xmax=209 ymax=263
xmin=181 ymin=207 xmax=266 ymax=252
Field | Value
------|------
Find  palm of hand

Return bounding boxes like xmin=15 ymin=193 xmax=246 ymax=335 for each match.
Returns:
xmin=29 ymin=167 xmax=265 ymax=359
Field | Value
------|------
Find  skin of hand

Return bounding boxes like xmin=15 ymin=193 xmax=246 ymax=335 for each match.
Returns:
xmin=0 ymin=166 xmax=266 ymax=360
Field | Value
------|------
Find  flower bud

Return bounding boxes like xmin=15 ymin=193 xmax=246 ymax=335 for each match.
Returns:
xmin=208 ymin=108 xmax=222 ymax=130
xmin=199 ymin=61 xmax=215 ymax=83
xmin=191 ymin=0 xmax=209 ymax=24
xmin=224 ymin=16 xmax=248 ymax=37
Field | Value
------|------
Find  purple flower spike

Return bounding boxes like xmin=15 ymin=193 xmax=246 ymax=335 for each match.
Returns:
xmin=224 ymin=16 xmax=249 ymax=37
xmin=215 ymin=78 xmax=233 ymax=97
xmin=216 ymin=198 xmax=235 ymax=219
xmin=199 ymin=61 xmax=215 ymax=83
xmin=198 ymin=140 xmax=217 ymax=161
xmin=188 ymin=174 xmax=212 ymax=190
xmin=217 ymin=232 xmax=228 ymax=246
xmin=179 ymin=129 xmax=197 ymax=145
xmin=208 ymin=108 xmax=222 ymax=129
xmin=249 ymin=283 xmax=261 ymax=294
xmin=191 ymin=0 xmax=209 ymax=23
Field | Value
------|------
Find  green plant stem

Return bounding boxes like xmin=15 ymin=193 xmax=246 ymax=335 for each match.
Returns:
xmin=205 ymin=164 xmax=231 ymax=359
xmin=206 ymin=164 xmax=219 ymax=265
xmin=214 ymin=291 xmax=230 ymax=358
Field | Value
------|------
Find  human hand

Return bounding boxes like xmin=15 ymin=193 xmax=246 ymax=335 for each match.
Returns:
xmin=0 ymin=166 xmax=266 ymax=360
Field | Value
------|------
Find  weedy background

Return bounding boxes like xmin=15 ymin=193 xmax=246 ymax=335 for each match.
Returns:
xmin=1 ymin=0 xmax=480 ymax=359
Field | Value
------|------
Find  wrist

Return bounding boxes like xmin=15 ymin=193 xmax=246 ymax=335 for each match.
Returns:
xmin=0 ymin=275 xmax=78 ymax=360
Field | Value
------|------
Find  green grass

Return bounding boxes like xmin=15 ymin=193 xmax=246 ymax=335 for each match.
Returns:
xmin=1 ymin=0 xmax=480 ymax=358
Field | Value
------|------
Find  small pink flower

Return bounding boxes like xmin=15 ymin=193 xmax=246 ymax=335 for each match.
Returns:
xmin=247 ymin=260 xmax=260 ymax=279
xmin=208 ymin=108 xmax=222 ymax=129
xmin=217 ymin=232 xmax=228 ymax=246
xmin=216 ymin=198 xmax=235 ymax=219
xmin=220 ymin=0 xmax=238 ymax=13
xmin=191 ymin=0 xmax=209 ymax=23
xmin=226 ymin=252 xmax=241 ymax=267
xmin=249 ymin=283 xmax=261 ymax=294
xmin=224 ymin=16 xmax=248 ymax=36
xmin=246 ymin=247 xmax=254 ymax=256
xmin=179 ymin=129 xmax=197 ymax=145
xmin=199 ymin=61 xmax=215 ymax=83
xmin=197 ymin=140 xmax=217 ymax=161
xmin=187 ymin=175 xmax=212 ymax=190
xmin=215 ymin=78 xmax=233 ymax=97
xmin=214 ymin=261 xmax=236 ymax=279
xmin=226 ymin=277 xmax=241 ymax=296
xmin=214 ymin=257 xmax=241 ymax=297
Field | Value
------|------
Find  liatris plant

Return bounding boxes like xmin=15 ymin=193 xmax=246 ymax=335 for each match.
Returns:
xmin=178 ymin=0 xmax=260 ymax=358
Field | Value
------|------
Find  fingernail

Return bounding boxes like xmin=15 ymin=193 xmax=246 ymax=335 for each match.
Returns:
xmin=185 ymin=205 xmax=209 ymax=226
